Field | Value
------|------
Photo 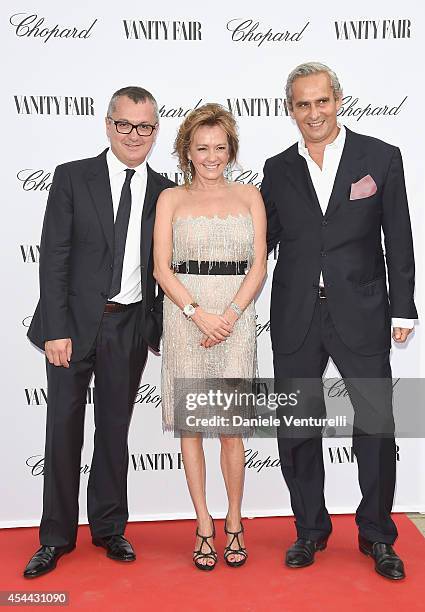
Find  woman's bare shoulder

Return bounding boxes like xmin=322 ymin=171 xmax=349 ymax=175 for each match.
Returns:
xmin=160 ymin=184 xmax=188 ymax=198
xmin=228 ymin=181 xmax=260 ymax=201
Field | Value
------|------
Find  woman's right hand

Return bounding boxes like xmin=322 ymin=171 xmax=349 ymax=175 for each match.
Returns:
xmin=191 ymin=307 xmax=232 ymax=342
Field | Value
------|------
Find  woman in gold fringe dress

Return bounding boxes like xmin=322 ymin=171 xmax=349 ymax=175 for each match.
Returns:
xmin=153 ymin=103 xmax=266 ymax=571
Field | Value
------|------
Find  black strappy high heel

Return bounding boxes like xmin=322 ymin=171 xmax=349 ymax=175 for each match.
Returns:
xmin=224 ymin=519 xmax=248 ymax=568
xmin=193 ymin=516 xmax=217 ymax=571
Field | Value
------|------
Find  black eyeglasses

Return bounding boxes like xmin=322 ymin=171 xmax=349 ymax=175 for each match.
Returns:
xmin=108 ymin=117 xmax=157 ymax=137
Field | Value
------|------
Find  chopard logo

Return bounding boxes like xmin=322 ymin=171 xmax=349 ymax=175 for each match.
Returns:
xmin=338 ymin=95 xmax=407 ymax=121
xmin=323 ymin=378 xmax=400 ymax=399
xmin=123 ymin=19 xmax=202 ymax=40
xmin=231 ymin=169 xmax=262 ymax=188
xmin=17 ymin=169 xmax=52 ymax=191
xmin=158 ymin=98 xmax=203 ymax=118
xmin=9 ymin=13 xmax=97 ymax=43
xmin=133 ymin=383 xmax=162 ymax=409
xmin=26 ymin=455 xmax=90 ymax=476
xmin=226 ymin=18 xmax=309 ymax=47
xmin=20 ymin=245 xmax=39 ymax=263
xmin=334 ymin=19 xmax=411 ymax=40
xmin=14 ymin=96 xmax=95 ymax=115
xmin=255 ymin=316 xmax=270 ymax=338
xmin=130 ymin=452 xmax=184 ymax=471
xmin=244 ymin=449 xmax=280 ymax=472
xmin=226 ymin=98 xmax=290 ymax=117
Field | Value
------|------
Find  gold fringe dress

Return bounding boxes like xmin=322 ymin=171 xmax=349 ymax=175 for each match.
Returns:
xmin=161 ymin=214 xmax=257 ymax=435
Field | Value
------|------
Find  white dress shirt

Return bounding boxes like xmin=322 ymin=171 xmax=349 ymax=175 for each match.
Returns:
xmin=297 ymin=124 xmax=413 ymax=329
xmin=106 ymin=149 xmax=147 ymax=304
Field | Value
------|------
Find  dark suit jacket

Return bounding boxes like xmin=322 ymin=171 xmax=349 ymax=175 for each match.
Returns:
xmin=28 ymin=148 xmax=175 ymax=361
xmin=261 ymin=127 xmax=417 ymax=356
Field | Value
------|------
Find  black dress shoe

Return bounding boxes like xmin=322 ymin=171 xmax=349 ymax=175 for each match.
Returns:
xmin=23 ymin=545 xmax=75 ymax=578
xmin=92 ymin=535 xmax=136 ymax=562
xmin=285 ymin=535 xmax=329 ymax=568
xmin=359 ymin=535 xmax=405 ymax=580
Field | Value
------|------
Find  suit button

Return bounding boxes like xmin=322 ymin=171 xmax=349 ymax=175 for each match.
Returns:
xmin=322 ymin=220 xmax=328 ymax=226
xmin=320 ymin=251 xmax=327 ymax=257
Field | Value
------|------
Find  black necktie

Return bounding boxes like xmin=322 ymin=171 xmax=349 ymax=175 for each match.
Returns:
xmin=109 ymin=168 xmax=136 ymax=299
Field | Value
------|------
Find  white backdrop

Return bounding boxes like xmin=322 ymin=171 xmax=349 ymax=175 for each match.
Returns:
xmin=1 ymin=0 xmax=424 ymax=528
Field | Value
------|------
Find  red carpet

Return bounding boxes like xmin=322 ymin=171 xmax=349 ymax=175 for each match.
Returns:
xmin=1 ymin=515 xmax=424 ymax=611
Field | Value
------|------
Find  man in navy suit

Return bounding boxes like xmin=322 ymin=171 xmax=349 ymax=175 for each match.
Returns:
xmin=261 ymin=63 xmax=417 ymax=580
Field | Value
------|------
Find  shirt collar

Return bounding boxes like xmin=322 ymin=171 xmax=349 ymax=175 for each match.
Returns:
xmin=298 ymin=123 xmax=346 ymax=159
xmin=106 ymin=147 xmax=147 ymax=179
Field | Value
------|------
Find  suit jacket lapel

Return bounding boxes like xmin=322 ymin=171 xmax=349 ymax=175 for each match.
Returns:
xmin=141 ymin=165 xmax=162 ymax=287
xmin=326 ymin=128 xmax=366 ymax=218
xmin=86 ymin=149 xmax=114 ymax=255
xmin=285 ymin=149 xmax=323 ymax=218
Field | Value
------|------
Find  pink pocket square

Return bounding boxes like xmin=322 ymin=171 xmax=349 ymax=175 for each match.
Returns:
xmin=350 ymin=175 xmax=377 ymax=200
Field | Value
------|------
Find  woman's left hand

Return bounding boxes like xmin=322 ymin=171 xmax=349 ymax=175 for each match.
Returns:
xmin=200 ymin=334 xmax=218 ymax=348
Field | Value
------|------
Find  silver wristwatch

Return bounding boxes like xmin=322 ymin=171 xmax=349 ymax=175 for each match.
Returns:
xmin=183 ymin=302 xmax=199 ymax=319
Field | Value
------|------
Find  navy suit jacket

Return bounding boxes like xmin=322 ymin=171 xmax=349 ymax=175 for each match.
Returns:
xmin=261 ymin=128 xmax=417 ymax=355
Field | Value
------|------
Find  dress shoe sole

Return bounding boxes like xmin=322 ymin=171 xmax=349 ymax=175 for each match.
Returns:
xmin=24 ymin=566 xmax=56 ymax=579
xmin=106 ymin=552 xmax=136 ymax=562
xmin=359 ymin=545 xmax=405 ymax=580
xmin=92 ymin=540 xmax=136 ymax=562
xmin=286 ymin=558 xmax=315 ymax=569
xmin=285 ymin=541 xmax=327 ymax=568
xmin=23 ymin=546 xmax=75 ymax=579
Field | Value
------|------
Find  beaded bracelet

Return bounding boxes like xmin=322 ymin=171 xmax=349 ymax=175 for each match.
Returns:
xmin=230 ymin=302 xmax=243 ymax=318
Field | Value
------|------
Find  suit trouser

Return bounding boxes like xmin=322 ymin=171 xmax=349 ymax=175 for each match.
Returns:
xmin=40 ymin=304 xmax=148 ymax=548
xmin=274 ymin=298 xmax=397 ymax=544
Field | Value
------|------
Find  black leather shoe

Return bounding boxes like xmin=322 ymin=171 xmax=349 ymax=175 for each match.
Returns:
xmin=359 ymin=535 xmax=405 ymax=580
xmin=23 ymin=545 xmax=75 ymax=578
xmin=92 ymin=535 xmax=136 ymax=562
xmin=285 ymin=535 xmax=329 ymax=568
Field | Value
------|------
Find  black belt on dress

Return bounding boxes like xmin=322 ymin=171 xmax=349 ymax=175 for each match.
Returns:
xmin=175 ymin=260 xmax=248 ymax=275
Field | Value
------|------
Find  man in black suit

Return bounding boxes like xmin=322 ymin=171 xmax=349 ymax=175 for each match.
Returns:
xmin=24 ymin=86 xmax=174 ymax=578
xmin=261 ymin=63 xmax=417 ymax=580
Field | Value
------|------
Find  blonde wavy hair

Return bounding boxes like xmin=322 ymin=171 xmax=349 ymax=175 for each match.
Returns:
xmin=173 ymin=103 xmax=239 ymax=186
